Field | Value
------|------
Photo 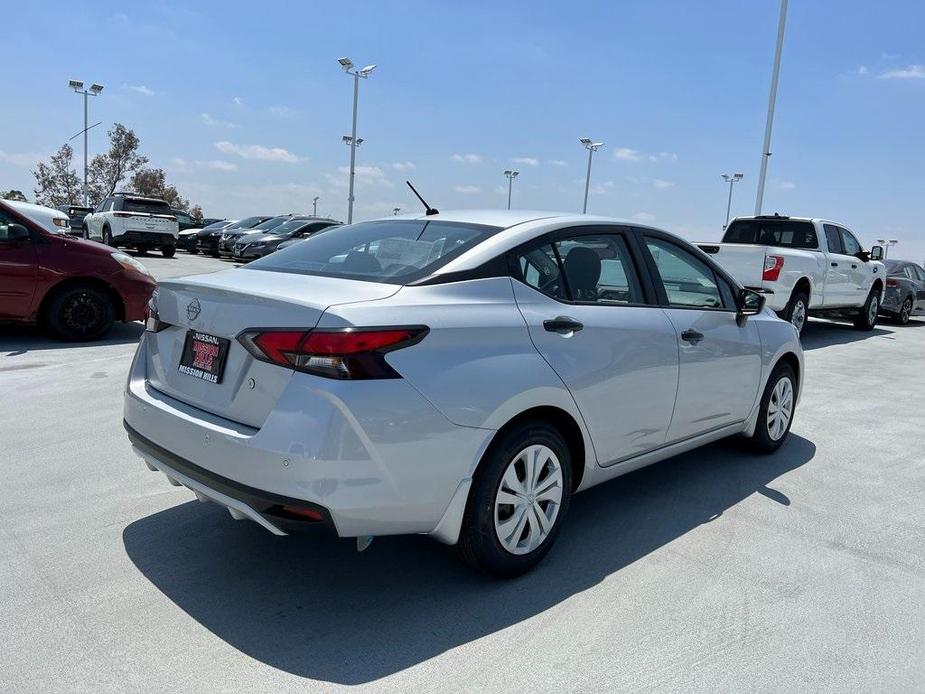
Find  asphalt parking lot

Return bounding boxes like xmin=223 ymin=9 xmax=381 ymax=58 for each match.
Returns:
xmin=2 ymin=252 xmax=924 ymax=693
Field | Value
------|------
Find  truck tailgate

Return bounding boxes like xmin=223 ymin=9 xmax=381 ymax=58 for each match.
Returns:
xmin=697 ymin=243 xmax=767 ymax=287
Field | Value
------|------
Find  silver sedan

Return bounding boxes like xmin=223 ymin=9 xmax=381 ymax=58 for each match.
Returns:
xmin=125 ymin=210 xmax=803 ymax=577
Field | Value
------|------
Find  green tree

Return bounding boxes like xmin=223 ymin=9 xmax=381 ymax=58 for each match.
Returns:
xmin=1 ymin=190 xmax=28 ymax=202
xmin=86 ymin=123 xmax=148 ymax=203
xmin=129 ymin=168 xmax=190 ymax=211
xmin=32 ymin=144 xmax=82 ymax=206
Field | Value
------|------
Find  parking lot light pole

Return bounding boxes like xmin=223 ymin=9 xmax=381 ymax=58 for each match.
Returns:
xmin=721 ymin=173 xmax=744 ymax=229
xmin=579 ymin=138 xmax=604 ymax=214
xmin=338 ymin=58 xmax=376 ymax=224
xmin=876 ymin=239 xmax=899 ymax=258
xmin=68 ymin=80 xmax=104 ymax=206
xmin=312 ymin=196 xmax=319 ymax=216
xmin=393 ymin=207 xmax=400 ymax=216
xmin=754 ymin=0 xmax=788 ymax=215
xmin=504 ymin=170 xmax=519 ymax=210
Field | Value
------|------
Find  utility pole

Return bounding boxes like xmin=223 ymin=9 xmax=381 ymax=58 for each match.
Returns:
xmin=755 ymin=0 xmax=788 ymax=215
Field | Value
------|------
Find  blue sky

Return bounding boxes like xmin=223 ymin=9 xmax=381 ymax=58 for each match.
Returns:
xmin=4 ymin=1 xmax=924 ymax=260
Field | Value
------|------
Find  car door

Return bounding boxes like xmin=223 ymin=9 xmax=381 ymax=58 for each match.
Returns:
xmin=0 ymin=210 xmax=38 ymax=319
xmin=822 ymin=224 xmax=854 ymax=306
xmin=909 ymin=264 xmax=925 ymax=309
xmin=87 ymin=198 xmax=110 ymax=240
xmin=511 ymin=227 xmax=680 ymax=465
xmin=838 ymin=227 xmax=872 ymax=303
xmin=640 ymin=233 xmax=763 ymax=442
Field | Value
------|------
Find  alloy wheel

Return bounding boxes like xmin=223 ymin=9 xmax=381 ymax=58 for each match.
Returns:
xmin=868 ymin=295 xmax=879 ymax=325
xmin=493 ymin=444 xmax=563 ymax=555
xmin=900 ymin=298 xmax=912 ymax=324
xmin=62 ymin=292 xmax=104 ymax=335
xmin=791 ymin=299 xmax=806 ymax=332
xmin=767 ymin=376 xmax=794 ymax=441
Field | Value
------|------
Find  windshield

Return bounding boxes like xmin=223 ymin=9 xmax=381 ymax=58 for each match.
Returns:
xmin=723 ymin=219 xmax=818 ymax=249
xmin=267 ymin=219 xmax=313 ymax=236
xmin=225 ymin=216 xmax=269 ymax=231
xmin=250 ymin=216 xmax=289 ymax=233
xmin=201 ymin=220 xmax=229 ymax=231
xmin=246 ymin=219 xmax=502 ymax=284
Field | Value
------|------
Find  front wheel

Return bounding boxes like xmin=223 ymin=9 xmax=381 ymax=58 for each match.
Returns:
xmin=45 ymin=285 xmax=115 ymax=341
xmin=161 ymin=245 xmax=176 ymax=258
xmin=747 ymin=361 xmax=797 ymax=453
xmin=854 ymin=288 xmax=880 ymax=331
xmin=457 ymin=421 xmax=572 ymax=578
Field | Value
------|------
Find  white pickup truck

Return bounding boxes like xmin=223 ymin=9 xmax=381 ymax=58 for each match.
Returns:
xmin=697 ymin=215 xmax=885 ymax=334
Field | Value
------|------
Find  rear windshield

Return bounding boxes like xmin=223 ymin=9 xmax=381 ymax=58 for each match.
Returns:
xmin=122 ymin=198 xmax=171 ymax=215
xmin=723 ymin=219 xmax=818 ymax=250
xmin=246 ymin=219 xmax=502 ymax=284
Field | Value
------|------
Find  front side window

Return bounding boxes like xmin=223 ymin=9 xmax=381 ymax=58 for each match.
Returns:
xmin=247 ymin=219 xmax=502 ymax=284
xmin=645 ymin=237 xmax=724 ymax=309
xmin=517 ymin=244 xmax=565 ymax=300
xmin=824 ymin=225 xmax=843 ymax=254
xmin=838 ymin=228 xmax=862 ymax=256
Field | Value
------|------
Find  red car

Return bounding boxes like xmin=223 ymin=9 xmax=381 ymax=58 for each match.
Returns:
xmin=0 ymin=200 xmax=156 ymax=340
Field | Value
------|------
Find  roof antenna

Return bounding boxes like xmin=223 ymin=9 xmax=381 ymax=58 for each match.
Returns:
xmin=406 ymin=180 xmax=439 ymax=216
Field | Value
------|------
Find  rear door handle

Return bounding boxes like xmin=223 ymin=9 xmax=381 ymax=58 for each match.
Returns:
xmin=544 ymin=317 xmax=583 ymax=335
xmin=851 ymin=264 xmax=858 ymax=269
xmin=831 ymin=262 xmax=839 ymax=267
xmin=681 ymin=329 xmax=704 ymax=345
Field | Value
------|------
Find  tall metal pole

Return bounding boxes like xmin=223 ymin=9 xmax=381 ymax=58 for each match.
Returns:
xmin=755 ymin=0 xmax=788 ymax=215
xmin=312 ymin=196 xmax=319 ymax=216
xmin=83 ymin=92 xmax=89 ymax=206
xmin=347 ymin=73 xmax=359 ymax=224
xmin=725 ymin=178 xmax=735 ymax=228
xmin=507 ymin=176 xmax=513 ymax=210
xmin=582 ymin=147 xmax=594 ymax=214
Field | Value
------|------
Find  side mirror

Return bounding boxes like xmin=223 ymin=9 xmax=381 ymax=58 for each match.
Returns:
xmin=870 ymin=245 xmax=883 ymax=261
xmin=3 ymin=223 xmax=30 ymax=242
xmin=736 ymin=288 xmax=765 ymax=325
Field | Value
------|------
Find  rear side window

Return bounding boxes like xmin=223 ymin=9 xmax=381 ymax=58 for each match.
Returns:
xmin=824 ymin=225 xmax=843 ymax=254
xmin=121 ymin=198 xmax=171 ymax=215
xmin=645 ymin=237 xmax=725 ymax=309
xmin=246 ymin=219 xmax=502 ymax=284
xmin=914 ymin=266 xmax=925 ymax=282
xmin=723 ymin=219 xmax=817 ymax=249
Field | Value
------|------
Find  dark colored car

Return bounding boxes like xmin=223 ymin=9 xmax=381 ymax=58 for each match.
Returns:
xmin=880 ymin=259 xmax=925 ymax=325
xmin=200 ymin=215 xmax=272 ymax=256
xmin=57 ymin=205 xmax=93 ymax=237
xmin=179 ymin=219 xmax=232 ymax=253
xmin=171 ymin=209 xmax=202 ymax=232
xmin=0 ymin=200 xmax=156 ymax=340
xmin=200 ymin=217 xmax=223 ymax=227
xmin=231 ymin=218 xmax=341 ymax=261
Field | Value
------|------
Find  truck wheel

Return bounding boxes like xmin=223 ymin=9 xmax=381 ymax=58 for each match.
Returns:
xmin=45 ymin=285 xmax=115 ymax=341
xmin=853 ymin=288 xmax=880 ymax=331
xmin=782 ymin=290 xmax=809 ymax=335
xmin=457 ymin=420 xmax=572 ymax=578
xmin=161 ymin=245 xmax=176 ymax=258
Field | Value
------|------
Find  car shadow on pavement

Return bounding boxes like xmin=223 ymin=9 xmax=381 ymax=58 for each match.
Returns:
xmin=0 ymin=321 xmax=144 ymax=355
xmin=123 ymin=433 xmax=815 ymax=685
xmin=800 ymin=321 xmax=892 ymax=351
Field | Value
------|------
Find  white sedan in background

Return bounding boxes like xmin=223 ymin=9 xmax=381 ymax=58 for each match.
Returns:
xmin=125 ymin=210 xmax=803 ymax=577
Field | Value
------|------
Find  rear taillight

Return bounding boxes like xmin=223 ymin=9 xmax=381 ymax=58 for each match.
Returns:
xmin=886 ymin=278 xmax=899 ymax=288
xmin=238 ymin=327 xmax=428 ymax=380
xmin=763 ymin=255 xmax=785 ymax=281
xmin=113 ymin=211 xmax=134 ymax=218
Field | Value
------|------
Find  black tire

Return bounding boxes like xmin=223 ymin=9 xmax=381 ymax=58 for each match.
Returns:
xmin=161 ymin=245 xmax=176 ymax=258
xmin=896 ymin=297 xmax=914 ymax=325
xmin=136 ymin=246 xmax=148 ymax=256
xmin=747 ymin=361 xmax=797 ymax=453
xmin=187 ymin=246 xmax=199 ymax=255
xmin=102 ymin=226 xmax=114 ymax=247
xmin=45 ymin=285 xmax=115 ymax=341
xmin=82 ymin=224 xmax=89 ymax=240
xmin=781 ymin=289 xmax=809 ymax=335
xmin=853 ymin=288 xmax=880 ymax=331
xmin=457 ymin=420 xmax=572 ymax=578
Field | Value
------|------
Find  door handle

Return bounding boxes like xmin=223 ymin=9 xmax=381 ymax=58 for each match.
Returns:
xmin=543 ymin=316 xmax=583 ymax=334
xmin=831 ymin=262 xmax=839 ymax=267
xmin=851 ymin=264 xmax=858 ymax=269
xmin=681 ymin=329 xmax=704 ymax=345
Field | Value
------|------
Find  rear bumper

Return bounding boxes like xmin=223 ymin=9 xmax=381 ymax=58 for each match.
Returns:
xmin=114 ymin=231 xmax=177 ymax=246
xmin=123 ymin=335 xmax=493 ymax=540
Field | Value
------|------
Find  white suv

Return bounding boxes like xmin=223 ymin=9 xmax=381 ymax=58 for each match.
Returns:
xmin=84 ymin=193 xmax=179 ymax=257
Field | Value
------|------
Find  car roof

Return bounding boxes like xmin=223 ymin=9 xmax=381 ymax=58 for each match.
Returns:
xmin=386 ymin=209 xmax=657 ymax=230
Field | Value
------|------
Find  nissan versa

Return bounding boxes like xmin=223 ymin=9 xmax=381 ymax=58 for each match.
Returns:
xmin=124 ymin=211 xmax=803 ymax=577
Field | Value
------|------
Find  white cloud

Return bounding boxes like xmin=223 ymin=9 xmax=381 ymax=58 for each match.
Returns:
xmin=614 ymin=147 xmax=643 ymax=161
xmin=331 ymin=165 xmax=393 ymax=188
xmin=590 ymin=180 xmax=617 ymax=195
xmin=205 ymin=160 xmax=237 ymax=171
xmin=512 ymin=157 xmax=539 ymax=167
xmin=451 ymin=153 xmax=482 ymax=164
xmin=215 ymin=141 xmax=301 ymax=162
xmin=857 ymin=65 xmax=870 ymax=76
xmin=633 ymin=212 xmax=656 ymax=222
xmin=201 ymin=113 xmax=237 ymax=129
xmin=548 ymin=160 xmax=568 ymax=167
xmin=0 ymin=150 xmax=44 ymax=168
xmin=649 ymin=151 xmax=678 ymax=162
xmin=773 ymin=180 xmax=797 ymax=190
xmin=233 ymin=96 xmax=243 ymax=106
xmin=653 ymin=178 xmax=674 ymax=189
xmin=390 ymin=161 xmax=416 ymax=171
xmin=453 ymin=185 xmax=481 ymax=194
xmin=268 ymin=106 xmax=292 ymax=116
xmin=128 ymin=84 xmax=155 ymax=96
xmin=879 ymin=64 xmax=925 ymax=79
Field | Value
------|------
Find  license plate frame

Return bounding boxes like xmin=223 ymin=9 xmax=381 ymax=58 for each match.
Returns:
xmin=178 ymin=330 xmax=230 ymax=384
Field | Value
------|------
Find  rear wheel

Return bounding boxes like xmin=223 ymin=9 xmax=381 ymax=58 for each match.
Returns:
xmin=82 ymin=224 xmax=89 ymax=240
xmin=748 ymin=361 xmax=797 ymax=453
xmin=854 ymin=288 xmax=880 ymax=331
xmin=45 ymin=285 xmax=115 ymax=341
xmin=457 ymin=420 xmax=572 ymax=578
xmin=161 ymin=244 xmax=176 ymax=258
xmin=896 ymin=297 xmax=914 ymax=325
xmin=781 ymin=289 xmax=809 ymax=335
xmin=102 ymin=226 xmax=113 ymax=247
